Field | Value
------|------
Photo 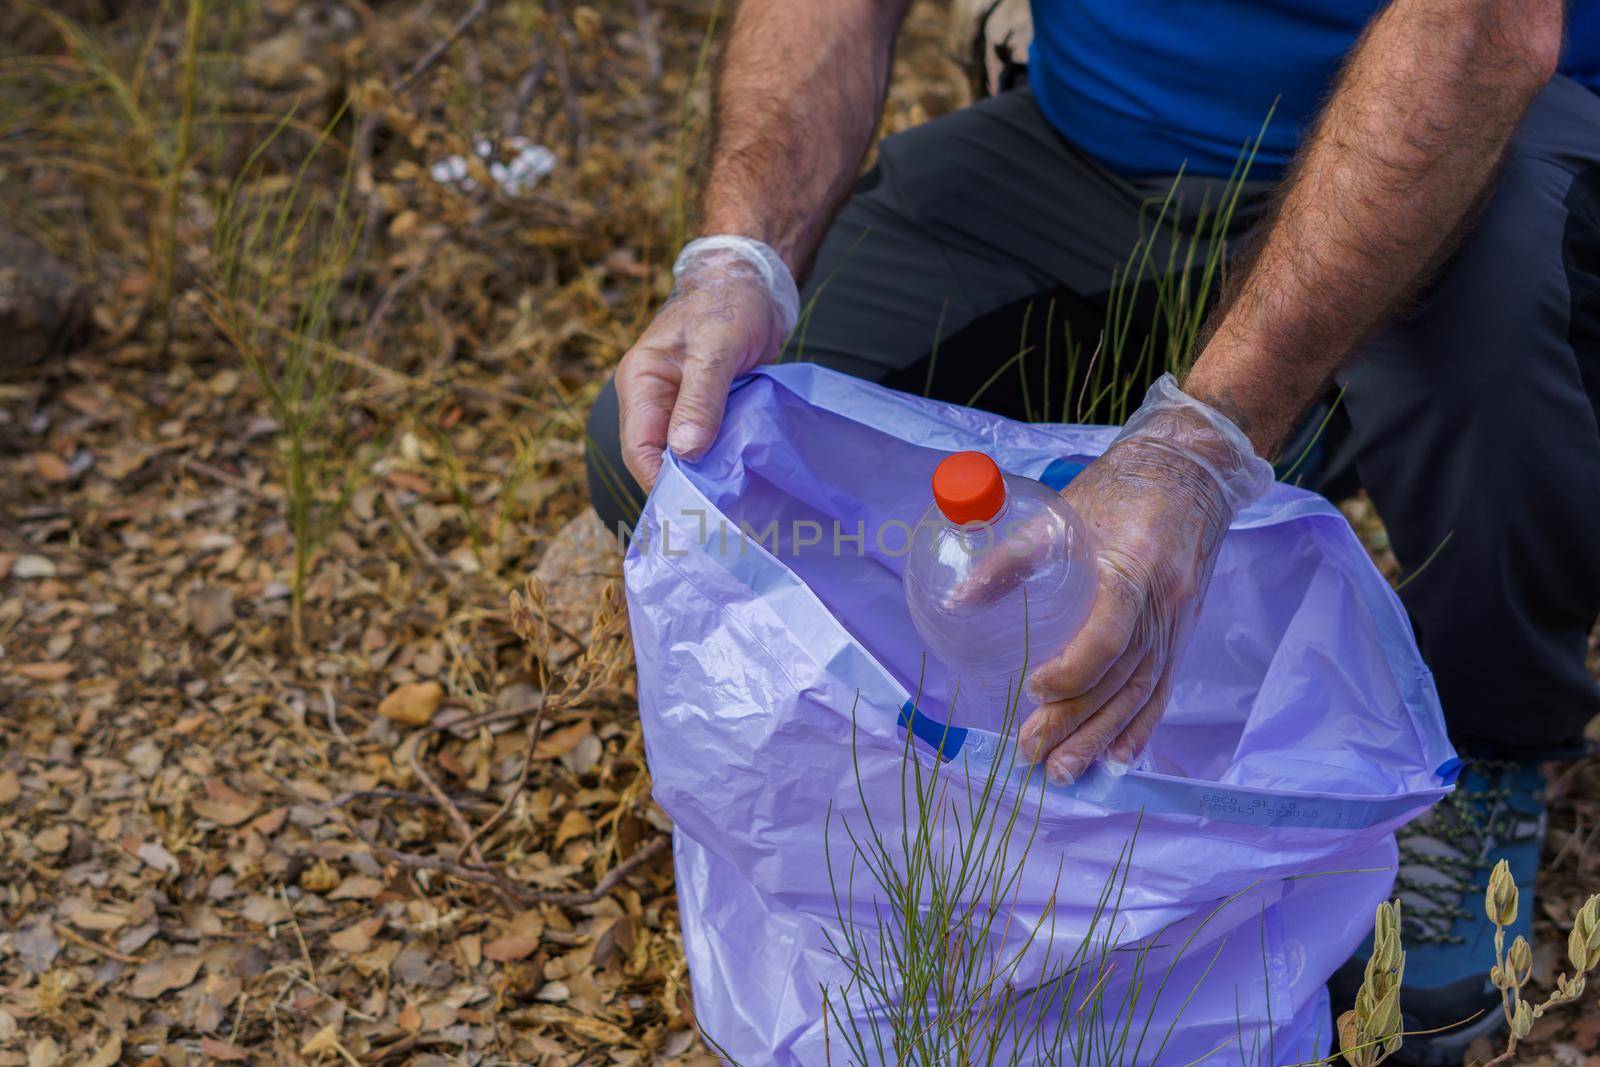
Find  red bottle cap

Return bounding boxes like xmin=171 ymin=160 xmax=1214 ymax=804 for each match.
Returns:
xmin=932 ymin=451 xmax=1006 ymax=524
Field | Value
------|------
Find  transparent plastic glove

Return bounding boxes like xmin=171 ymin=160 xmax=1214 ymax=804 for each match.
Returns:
xmin=616 ymin=236 xmax=800 ymax=489
xmin=1018 ymin=374 xmax=1275 ymax=784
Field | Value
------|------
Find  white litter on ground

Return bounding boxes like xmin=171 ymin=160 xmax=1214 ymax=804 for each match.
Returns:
xmin=429 ymin=137 xmax=556 ymax=196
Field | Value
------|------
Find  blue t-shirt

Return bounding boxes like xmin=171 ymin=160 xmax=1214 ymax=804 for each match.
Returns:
xmin=1029 ymin=1 xmax=1600 ymax=177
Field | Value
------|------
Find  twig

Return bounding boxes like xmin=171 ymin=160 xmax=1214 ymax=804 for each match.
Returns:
xmin=381 ymin=489 xmax=445 ymax=569
xmin=396 ymin=0 xmax=493 ymax=92
xmin=353 ymin=0 xmax=493 ymax=274
xmin=405 ymin=699 xmax=547 ymax=866
xmin=322 ymin=685 xmax=354 ymax=751
xmin=410 ymin=734 xmax=490 ymax=866
xmin=53 ymin=923 xmax=149 ymax=965
xmin=370 ymin=843 xmax=529 ymax=903
xmin=369 ymin=835 xmax=670 ymax=908
xmin=358 ymin=239 xmax=443 ymax=358
xmin=542 ymin=0 xmax=586 ymax=155
xmin=421 ymin=700 xmax=547 ymax=741
xmin=329 ymin=788 xmax=500 ymax=812
xmin=177 ymin=454 xmax=260 ymax=496
xmin=524 ymin=836 xmax=670 ymax=907
xmin=501 ymin=57 xmax=548 ymax=139
xmin=455 ymin=700 xmax=548 ymax=861
xmin=278 ymin=883 xmax=318 ymax=989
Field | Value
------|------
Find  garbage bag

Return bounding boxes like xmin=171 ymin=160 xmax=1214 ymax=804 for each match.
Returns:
xmin=623 ymin=364 xmax=1457 ymax=1066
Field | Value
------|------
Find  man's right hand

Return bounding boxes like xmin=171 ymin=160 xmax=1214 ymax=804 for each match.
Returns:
xmin=616 ymin=239 xmax=798 ymax=490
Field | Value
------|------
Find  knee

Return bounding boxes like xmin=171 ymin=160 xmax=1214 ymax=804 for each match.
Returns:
xmin=583 ymin=376 xmax=642 ymax=537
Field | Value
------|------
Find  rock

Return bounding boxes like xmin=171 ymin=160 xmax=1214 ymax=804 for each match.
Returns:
xmin=0 ymin=222 xmax=87 ymax=371
xmin=241 ymin=30 xmax=309 ymax=88
xmin=378 ymin=680 xmax=443 ymax=727
xmin=532 ymin=510 xmax=622 ymax=660
xmin=953 ymin=0 xmax=1033 ymax=97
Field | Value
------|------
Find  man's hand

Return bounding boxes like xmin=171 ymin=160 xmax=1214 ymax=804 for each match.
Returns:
xmin=1018 ymin=0 xmax=1563 ymax=783
xmin=612 ymin=0 xmax=911 ymax=489
xmin=1019 ymin=377 xmax=1273 ymax=783
xmin=616 ymin=240 xmax=797 ymax=489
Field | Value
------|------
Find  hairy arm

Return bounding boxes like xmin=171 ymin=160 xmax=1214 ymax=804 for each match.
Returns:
xmin=1183 ymin=0 xmax=1564 ymax=456
xmin=1025 ymin=0 xmax=1565 ymax=782
xmin=704 ymin=0 xmax=912 ymax=276
xmin=614 ymin=0 xmax=909 ymax=489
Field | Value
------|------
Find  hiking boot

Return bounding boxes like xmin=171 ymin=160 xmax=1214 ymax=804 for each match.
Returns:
xmin=1328 ymin=757 xmax=1546 ymax=1066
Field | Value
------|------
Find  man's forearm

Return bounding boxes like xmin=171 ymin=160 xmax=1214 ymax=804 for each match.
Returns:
xmin=1183 ymin=0 xmax=1562 ymax=457
xmin=700 ymin=0 xmax=910 ymax=279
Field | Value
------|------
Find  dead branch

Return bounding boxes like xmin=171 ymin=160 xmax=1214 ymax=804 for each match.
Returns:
xmin=370 ymin=834 xmax=670 ymax=908
xmin=455 ymin=700 xmax=548 ymax=861
xmin=397 ymin=0 xmax=494 ymax=93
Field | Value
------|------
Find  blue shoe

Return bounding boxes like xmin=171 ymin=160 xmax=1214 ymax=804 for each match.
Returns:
xmin=1328 ymin=757 xmax=1546 ymax=1066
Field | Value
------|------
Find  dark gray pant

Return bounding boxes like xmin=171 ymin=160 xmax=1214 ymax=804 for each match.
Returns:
xmin=587 ymin=79 xmax=1600 ymax=755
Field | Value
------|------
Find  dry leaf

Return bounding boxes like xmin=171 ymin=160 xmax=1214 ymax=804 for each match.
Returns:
xmin=328 ymin=875 xmax=385 ymax=901
xmin=136 ymin=841 xmax=180 ymax=875
xmin=378 ymin=680 xmax=443 ymax=726
xmin=15 ymin=661 xmax=72 ymax=682
xmin=329 ymin=916 xmax=384 ymax=953
xmin=187 ymin=586 xmax=235 ymax=637
xmin=553 ymin=808 xmax=591 ymax=848
xmin=240 ymin=894 xmax=291 ymax=926
xmin=12 ymin=554 xmax=55 ymax=579
xmin=250 ymin=808 xmax=288 ymax=835
xmin=199 ymin=1037 xmax=250 ymax=1062
xmin=0 ymin=770 xmax=19 ymax=805
xmin=33 ymin=452 xmax=70 ymax=482
xmin=84 ymin=1035 xmax=121 ymax=1067
xmin=484 ymin=935 xmax=541 ymax=962
xmin=129 ymin=952 xmax=203 ymax=999
xmin=14 ymin=921 xmax=58 ymax=973
xmin=300 ymin=1023 xmax=344 ymax=1058
xmin=191 ymin=779 xmax=260 ymax=826
xmin=63 ymin=899 xmax=127 ymax=932
xmin=33 ymin=824 xmax=69 ymax=853
xmin=535 ymin=722 xmax=589 ymax=759
xmin=26 ymin=1037 xmax=60 ymax=1067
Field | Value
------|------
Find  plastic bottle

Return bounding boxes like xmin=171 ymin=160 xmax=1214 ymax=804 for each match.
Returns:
xmin=903 ymin=451 xmax=1095 ymax=727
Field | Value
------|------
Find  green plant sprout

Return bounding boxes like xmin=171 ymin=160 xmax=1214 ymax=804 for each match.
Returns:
xmin=207 ymin=111 xmax=374 ymax=647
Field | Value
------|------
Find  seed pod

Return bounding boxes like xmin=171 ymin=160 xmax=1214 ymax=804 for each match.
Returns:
xmin=1569 ymin=894 xmax=1600 ymax=974
xmin=1511 ymin=997 xmax=1533 ymax=1039
xmin=1486 ymin=859 xmax=1518 ymax=927
xmin=1346 ymin=899 xmax=1406 ymax=1064
xmin=1337 ymin=1009 xmax=1371 ymax=1067
xmin=1507 ymin=936 xmax=1533 ymax=988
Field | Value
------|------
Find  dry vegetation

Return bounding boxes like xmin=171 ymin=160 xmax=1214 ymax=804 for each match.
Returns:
xmin=0 ymin=2 xmax=1596 ymax=1065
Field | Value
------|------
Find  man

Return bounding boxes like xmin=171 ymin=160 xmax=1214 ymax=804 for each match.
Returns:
xmin=585 ymin=0 xmax=1600 ymax=1060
